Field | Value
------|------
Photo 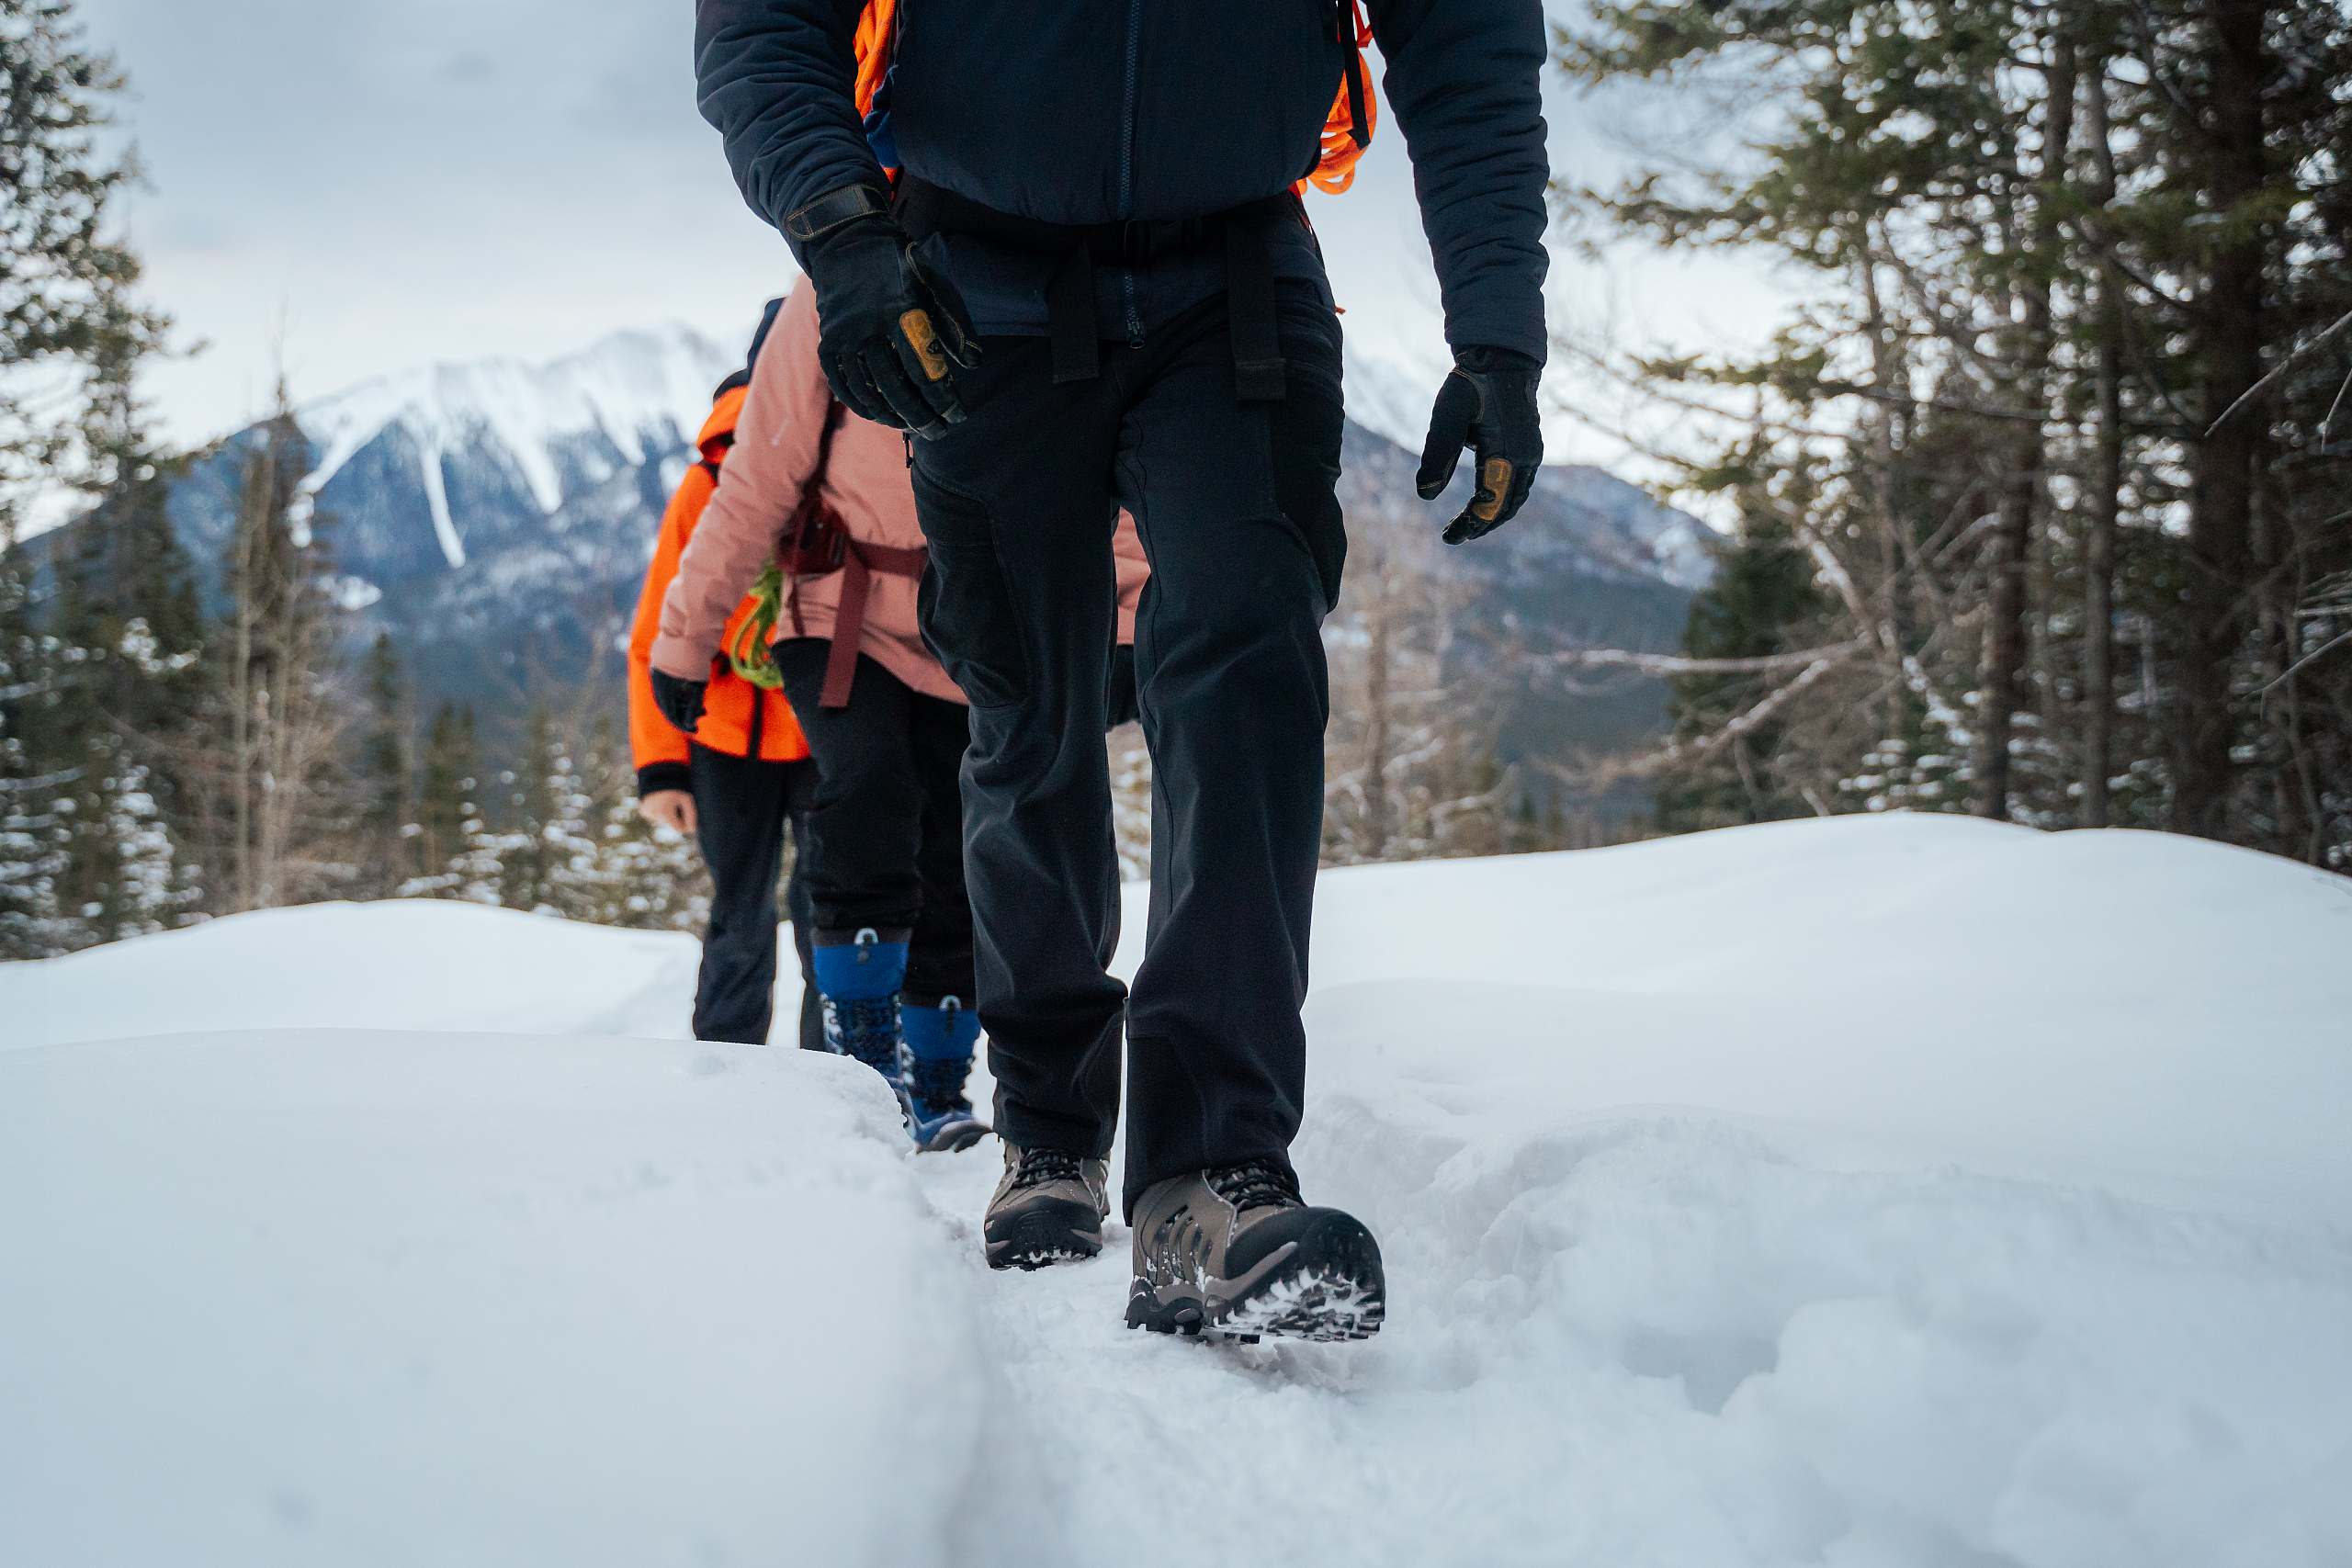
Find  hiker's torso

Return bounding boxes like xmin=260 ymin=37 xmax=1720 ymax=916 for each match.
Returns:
xmin=735 ymin=292 xmax=954 ymax=701
xmin=889 ymin=0 xmax=1347 ymax=340
xmin=892 ymin=0 xmax=1347 ymax=226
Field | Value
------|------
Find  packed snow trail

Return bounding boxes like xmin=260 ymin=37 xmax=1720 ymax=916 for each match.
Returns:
xmin=6 ymin=817 xmax=2351 ymax=1567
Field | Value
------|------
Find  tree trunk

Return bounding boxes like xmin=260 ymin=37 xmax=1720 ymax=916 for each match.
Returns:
xmin=2081 ymin=64 xmax=2123 ymax=829
xmin=229 ymin=489 xmax=257 ymax=913
xmin=1974 ymin=35 xmax=2077 ymax=820
xmin=1858 ymin=246 xmax=1914 ymax=746
xmin=2171 ymin=0 xmax=2269 ymax=840
xmin=1363 ymin=579 xmax=1392 ymax=863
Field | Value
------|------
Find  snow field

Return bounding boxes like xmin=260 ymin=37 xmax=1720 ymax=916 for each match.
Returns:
xmin=4 ymin=815 xmax=2349 ymax=1566
xmin=2 ymin=1031 xmax=980 ymax=1568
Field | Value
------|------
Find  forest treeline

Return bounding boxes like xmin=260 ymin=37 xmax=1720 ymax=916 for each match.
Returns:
xmin=0 ymin=2 xmax=712 ymax=957
xmin=1559 ymin=0 xmax=2349 ymax=863
xmin=6 ymin=0 xmax=2347 ymax=961
xmin=0 ymin=0 xmax=1545 ymax=959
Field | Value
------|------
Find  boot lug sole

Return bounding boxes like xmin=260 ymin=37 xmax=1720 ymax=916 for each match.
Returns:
xmin=1125 ymin=1216 xmax=1386 ymax=1343
xmin=984 ymin=1200 xmax=1105 ymax=1271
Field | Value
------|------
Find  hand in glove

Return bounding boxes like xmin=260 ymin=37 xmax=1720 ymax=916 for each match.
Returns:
xmin=787 ymin=185 xmax=978 ymax=438
xmin=650 ymin=668 xmax=708 ymax=734
xmin=1415 ymin=347 xmax=1544 ymax=545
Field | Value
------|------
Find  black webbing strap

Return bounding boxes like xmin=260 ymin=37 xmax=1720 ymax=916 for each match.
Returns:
xmin=1046 ymin=250 xmax=1101 ymax=385
xmin=1334 ymin=0 xmax=1371 ymax=149
xmin=1226 ymin=220 xmax=1285 ymax=401
xmin=1341 ymin=47 xmax=1371 ymax=148
xmin=895 ymin=176 xmax=1296 ymax=402
xmin=785 ymin=182 xmax=890 ymax=245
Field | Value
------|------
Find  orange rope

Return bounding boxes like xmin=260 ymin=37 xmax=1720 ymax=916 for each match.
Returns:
xmin=853 ymin=0 xmax=896 ymax=122
xmin=1303 ymin=1 xmax=1376 ymax=197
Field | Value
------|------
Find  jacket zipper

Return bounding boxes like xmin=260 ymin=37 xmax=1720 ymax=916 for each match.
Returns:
xmin=747 ymin=681 xmax=767 ymax=761
xmin=1117 ymin=0 xmax=1144 ymax=345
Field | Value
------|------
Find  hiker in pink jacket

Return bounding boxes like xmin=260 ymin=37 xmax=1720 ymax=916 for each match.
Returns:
xmin=650 ymin=282 xmax=1147 ymax=1151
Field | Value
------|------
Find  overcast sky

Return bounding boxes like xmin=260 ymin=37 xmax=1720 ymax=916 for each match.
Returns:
xmin=82 ymin=0 xmax=1787 ymax=465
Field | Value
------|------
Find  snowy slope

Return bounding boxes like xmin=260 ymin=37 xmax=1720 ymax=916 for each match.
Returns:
xmin=6 ymin=817 xmax=2350 ymax=1568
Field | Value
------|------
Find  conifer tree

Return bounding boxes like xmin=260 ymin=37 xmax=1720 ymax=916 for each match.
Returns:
xmin=0 ymin=504 xmax=69 ymax=955
xmin=354 ymin=632 xmax=412 ymax=897
xmin=594 ymin=783 xmax=708 ymax=930
xmin=497 ymin=706 xmax=560 ymax=914
xmin=1563 ymin=0 xmax=2352 ymax=865
xmin=555 ymin=713 xmax=666 ymax=925
xmin=44 ymin=331 xmax=203 ymax=940
xmin=1 ymin=0 xmax=182 ymax=950
xmin=198 ymin=392 xmax=348 ymax=912
xmin=403 ymin=702 xmax=480 ymax=899
xmin=1 ymin=0 xmax=171 ymax=503
xmin=1656 ymin=512 xmax=1827 ymax=831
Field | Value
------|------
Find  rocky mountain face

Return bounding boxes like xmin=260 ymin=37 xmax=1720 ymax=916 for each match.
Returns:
xmin=144 ymin=324 xmax=1707 ymax=812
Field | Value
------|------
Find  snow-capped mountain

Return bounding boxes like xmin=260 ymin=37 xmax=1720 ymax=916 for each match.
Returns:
xmin=141 ymin=322 xmax=1710 ymax=798
xmin=290 ymin=326 xmax=739 ymax=573
xmin=158 ymin=325 xmax=750 ymax=710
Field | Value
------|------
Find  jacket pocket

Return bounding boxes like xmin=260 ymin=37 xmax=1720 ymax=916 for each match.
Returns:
xmin=912 ymin=469 xmax=1030 ymax=710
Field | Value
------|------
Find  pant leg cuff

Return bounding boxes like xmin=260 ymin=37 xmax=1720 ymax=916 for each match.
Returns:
xmin=992 ymin=1100 xmax=1114 ymax=1163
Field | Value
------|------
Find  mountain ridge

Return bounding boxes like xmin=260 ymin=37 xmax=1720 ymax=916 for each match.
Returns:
xmin=63 ymin=321 xmax=1710 ymax=812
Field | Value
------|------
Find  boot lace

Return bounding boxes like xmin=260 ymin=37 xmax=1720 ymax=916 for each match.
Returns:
xmin=1204 ymin=1157 xmax=1303 ymax=1213
xmin=827 ymin=994 xmax=901 ymax=1071
xmin=904 ymin=1051 xmax=973 ymax=1114
xmin=1011 ymin=1146 xmax=1086 ymax=1190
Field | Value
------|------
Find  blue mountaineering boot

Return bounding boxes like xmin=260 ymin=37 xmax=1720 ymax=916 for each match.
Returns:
xmin=812 ymin=927 xmax=910 ymax=1111
xmin=899 ymin=996 xmax=989 ymax=1153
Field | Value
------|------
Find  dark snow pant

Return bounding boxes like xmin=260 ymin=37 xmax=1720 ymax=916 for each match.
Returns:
xmin=910 ymin=286 xmax=1347 ymax=1216
xmin=689 ymin=743 xmax=821 ymax=1050
xmin=771 ymin=640 xmax=978 ymax=1007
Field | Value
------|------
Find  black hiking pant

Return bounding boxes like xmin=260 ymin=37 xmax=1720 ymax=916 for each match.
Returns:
xmin=689 ymin=743 xmax=822 ymax=1050
xmin=910 ymin=287 xmax=1346 ymax=1214
xmin=771 ymin=640 xmax=978 ymax=1007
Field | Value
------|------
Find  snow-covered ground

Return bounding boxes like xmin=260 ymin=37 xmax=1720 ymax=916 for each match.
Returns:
xmin=5 ymin=816 xmax=2349 ymax=1567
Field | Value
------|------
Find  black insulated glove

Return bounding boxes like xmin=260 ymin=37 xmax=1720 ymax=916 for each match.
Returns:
xmin=1416 ymin=347 xmax=1544 ymax=545
xmin=787 ymin=185 xmax=978 ymax=439
xmin=650 ymin=669 xmax=707 ymax=733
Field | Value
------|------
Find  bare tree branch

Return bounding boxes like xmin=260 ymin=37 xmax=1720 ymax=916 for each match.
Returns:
xmin=1541 ymin=638 xmax=1872 ymax=676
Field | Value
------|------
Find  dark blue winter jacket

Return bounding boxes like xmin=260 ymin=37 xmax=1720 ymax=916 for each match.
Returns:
xmin=694 ymin=0 xmax=1551 ymax=362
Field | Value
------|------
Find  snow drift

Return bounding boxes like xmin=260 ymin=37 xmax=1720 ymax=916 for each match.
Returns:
xmin=4 ymin=816 xmax=2348 ymax=1567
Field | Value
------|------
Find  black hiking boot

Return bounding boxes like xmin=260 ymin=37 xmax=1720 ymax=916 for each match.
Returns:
xmin=984 ymin=1143 xmax=1109 ymax=1270
xmin=1125 ymin=1159 xmax=1385 ymax=1343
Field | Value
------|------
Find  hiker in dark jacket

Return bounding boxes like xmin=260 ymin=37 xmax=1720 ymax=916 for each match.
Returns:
xmin=689 ymin=0 xmax=1549 ymax=1339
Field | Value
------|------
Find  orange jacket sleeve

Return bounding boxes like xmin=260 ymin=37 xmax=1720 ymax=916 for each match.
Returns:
xmin=628 ymin=460 xmax=713 ymax=791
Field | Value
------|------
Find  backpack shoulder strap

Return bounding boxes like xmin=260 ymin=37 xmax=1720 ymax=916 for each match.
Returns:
xmin=811 ymin=397 xmax=843 ymax=475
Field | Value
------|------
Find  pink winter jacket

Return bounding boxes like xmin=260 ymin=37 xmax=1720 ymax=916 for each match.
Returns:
xmin=654 ymin=284 xmax=1147 ymax=705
